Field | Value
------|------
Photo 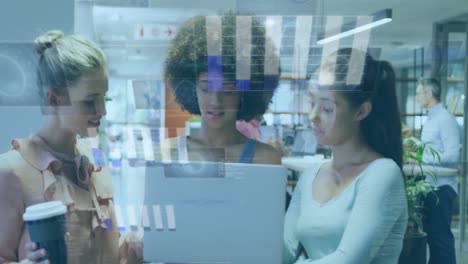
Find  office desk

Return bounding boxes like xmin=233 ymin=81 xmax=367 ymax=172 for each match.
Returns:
xmin=283 ymin=157 xmax=459 ymax=177
xmin=281 ymin=155 xmax=330 ymax=174
xmin=282 ymin=157 xmax=459 ymax=189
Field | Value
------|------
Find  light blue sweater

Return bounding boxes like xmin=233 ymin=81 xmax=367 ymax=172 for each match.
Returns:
xmin=283 ymin=158 xmax=408 ymax=264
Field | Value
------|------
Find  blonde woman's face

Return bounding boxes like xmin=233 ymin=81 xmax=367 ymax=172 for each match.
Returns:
xmin=54 ymin=68 xmax=108 ymax=137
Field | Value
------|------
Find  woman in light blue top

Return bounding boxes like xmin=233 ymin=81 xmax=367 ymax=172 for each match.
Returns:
xmin=283 ymin=48 xmax=408 ymax=264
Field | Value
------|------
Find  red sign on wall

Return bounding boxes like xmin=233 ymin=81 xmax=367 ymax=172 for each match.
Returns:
xmin=135 ymin=24 xmax=176 ymax=41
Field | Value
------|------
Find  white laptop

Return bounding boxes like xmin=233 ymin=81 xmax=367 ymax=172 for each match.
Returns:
xmin=142 ymin=162 xmax=287 ymax=264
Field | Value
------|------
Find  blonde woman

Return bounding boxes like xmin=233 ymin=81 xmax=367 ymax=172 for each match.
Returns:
xmin=0 ymin=31 xmax=139 ymax=264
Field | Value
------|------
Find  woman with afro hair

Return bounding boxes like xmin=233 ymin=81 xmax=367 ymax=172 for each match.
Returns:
xmin=163 ymin=12 xmax=282 ymax=164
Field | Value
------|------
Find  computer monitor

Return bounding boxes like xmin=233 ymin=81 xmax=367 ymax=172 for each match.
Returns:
xmin=143 ymin=162 xmax=287 ymax=264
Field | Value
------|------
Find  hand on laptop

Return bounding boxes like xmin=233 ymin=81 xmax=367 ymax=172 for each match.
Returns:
xmin=121 ymin=230 xmax=144 ymax=264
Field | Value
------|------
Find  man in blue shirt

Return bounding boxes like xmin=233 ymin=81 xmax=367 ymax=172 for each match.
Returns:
xmin=416 ymin=78 xmax=461 ymax=264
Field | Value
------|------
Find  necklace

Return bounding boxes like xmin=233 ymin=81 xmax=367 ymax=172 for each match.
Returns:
xmin=34 ymin=135 xmax=91 ymax=188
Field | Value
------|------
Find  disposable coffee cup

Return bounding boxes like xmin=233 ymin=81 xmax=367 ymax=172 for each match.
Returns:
xmin=23 ymin=201 xmax=68 ymax=264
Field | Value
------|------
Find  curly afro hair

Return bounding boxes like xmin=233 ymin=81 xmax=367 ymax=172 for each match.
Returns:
xmin=164 ymin=12 xmax=281 ymax=121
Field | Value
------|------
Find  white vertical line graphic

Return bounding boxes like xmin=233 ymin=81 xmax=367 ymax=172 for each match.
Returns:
xmin=150 ymin=127 xmax=161 ymax=160
xmin=206 ymin=16 xmax=223 ymax=91
xmin=153 ymin=205 xmax=164 ymax=230
xmin=166 ymin=205 xmax=176 ymax=230
xmin=236 ymin=16 xmax=252 ymax=84
xmin=347 ymin=16 xmax=372 ymax=85
xmin=264 ymin=16 xmax=282 ymax=76
xmin=160 ymin=127 xmax=171 ymax=163
xmin=292 ymin=16 xmax=313 ymax=79
xmin=319 ymin=16 xmax=343 ymax=85
xmin=114 ymin=204 xmax=125 ymax=229
xmin=126 ymin=126 xmax=137 ymax=159
xmin=127 ymin=205 xmax=137 ymax=227
xmin=141 ymin=127 xmax=155 ymax=161
xmin=177 ymin=135 xmax=188 ymax=163
xmin=206 ymin=16 xmax=222 ymax=56
xmin=140 ymin=205 xmax=150 ymax=228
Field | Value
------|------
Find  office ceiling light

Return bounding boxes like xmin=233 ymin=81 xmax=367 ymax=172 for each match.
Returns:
xmin=317 ymin=9 xmax=392 ymax=45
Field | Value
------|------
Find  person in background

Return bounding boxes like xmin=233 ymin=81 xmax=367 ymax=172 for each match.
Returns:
xmin=415 ymin=77 xmax=460 ymax=264
xmin=283 ymin=48 xmax=408 ymax=263
xmin=163 ymin=12 xmax=281 ymax=165
xmin=0 ymin=31 xmax=139 ymax=264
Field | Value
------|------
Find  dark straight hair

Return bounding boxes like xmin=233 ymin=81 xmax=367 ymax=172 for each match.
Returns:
xmin=321 ymin=48 xmax=403 ymax=168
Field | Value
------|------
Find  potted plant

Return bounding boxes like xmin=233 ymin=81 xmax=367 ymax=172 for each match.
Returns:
xmin=399 ymin=136 xmax=440 ymax=264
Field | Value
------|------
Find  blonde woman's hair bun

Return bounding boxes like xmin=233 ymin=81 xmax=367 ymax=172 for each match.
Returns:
xmin=34 ymin=30 xmax=65 ymax=54
xmin=35 ymin=30 xmax=107 ymax=100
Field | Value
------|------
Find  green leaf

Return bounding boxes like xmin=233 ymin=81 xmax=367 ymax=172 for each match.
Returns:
xmin=402 ymin=134 xmax=442 ymax=226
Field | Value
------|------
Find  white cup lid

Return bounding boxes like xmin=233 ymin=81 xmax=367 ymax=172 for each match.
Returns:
xmin=23 ymin=201 xmax=67 ymax=221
